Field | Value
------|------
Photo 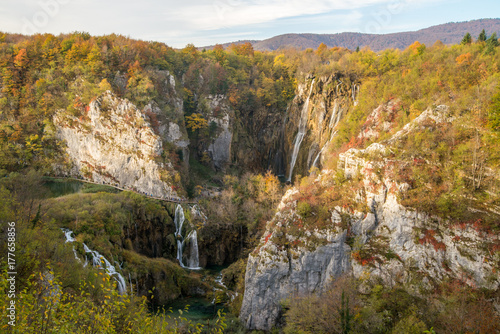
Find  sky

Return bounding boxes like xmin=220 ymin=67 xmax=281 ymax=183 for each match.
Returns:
xmin=0 ymin=0 xmax=499 ymax=48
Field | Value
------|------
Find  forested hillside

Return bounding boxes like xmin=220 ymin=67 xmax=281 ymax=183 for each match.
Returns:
xmin=203 ymin=18 xmax=500 ymax=51
xmin=0 ymin=29 xmax=499 ymax=333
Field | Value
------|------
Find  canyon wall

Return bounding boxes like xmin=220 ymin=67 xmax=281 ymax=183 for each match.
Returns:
xmin=240 ymin=105 xmax=500 ymax=330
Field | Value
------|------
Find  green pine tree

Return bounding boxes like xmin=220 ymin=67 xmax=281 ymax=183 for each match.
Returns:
xmin=485 ymin=32 xmax=499 ymax=54
xmin=461 ymin=32 xmax=472 ymax=45
xmin=478 ymin=29 xmax=487 ymax=42
xmin=338 ymin=290 xmax=353 ymax=334
xmin=487 ymin=32 xmax=499 ymax=47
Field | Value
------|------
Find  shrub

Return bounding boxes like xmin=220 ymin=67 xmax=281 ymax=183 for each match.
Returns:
xmin=296 ymin=201 xmax=311 ymax=218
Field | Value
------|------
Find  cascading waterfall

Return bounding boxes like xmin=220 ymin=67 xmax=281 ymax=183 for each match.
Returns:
xmin=83 ymin=243 xmax=127 ymax=294
xmin=174 ymin=204 xmax=201 ymax=270
xmin=61 ymin=228 xmax=126 ymax=294
xmin=185 ymin=230 xmax=200 ymax=269
xmin=287 ymin=79 xmax=315 ymax=182
xmin=177 ymin=239 xmax=184 ymax=266
xmin=328 ymin=100 xmax=339 ymax=128
xmin=62 ymin=228 xmax=81 ymax=262
xmin=312 ymin=99 xmax=344 ymax=169
xmin=313 ymin=83 xmax=356 ymax=170
xmin=63 ymin=229 xmax=76 ymax=242
xmin=312 ymin=145 xmax=327 ymax=169
xmin=174 ymin=204 xmax=185 ymax=237
xmin=83 ymin=244 xmax=127 ymax=295
xmin=175 ymin=203 xmax=186 ymax=266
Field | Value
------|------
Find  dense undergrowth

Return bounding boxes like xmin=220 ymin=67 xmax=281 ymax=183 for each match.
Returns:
xmin=282 ymin=275 xmax=500 ymax=334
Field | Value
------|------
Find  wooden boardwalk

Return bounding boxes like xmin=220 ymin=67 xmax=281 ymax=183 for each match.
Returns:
xmin=45 ymin=176 xmax=198 ymax=204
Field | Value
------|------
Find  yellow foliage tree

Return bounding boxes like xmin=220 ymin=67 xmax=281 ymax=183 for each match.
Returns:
xmin=316 ymin=43 xmax=328 ymax=59
xmin=185 ymin=113 xmax=208 ymax=132
xmin=99 ymin=78 xmax=112 ymax=92
xmin=455 ymin=52 xmax=472 ymax=66
xmin=408 ymin=41 xmax=425 ymax=55
xmin=14 ymin=48 xmax=28 ymax=68
xmin=264 ymin=170 xmax=281 ymax=204
xmin=230 ymin=42 xmax=254 ymax=57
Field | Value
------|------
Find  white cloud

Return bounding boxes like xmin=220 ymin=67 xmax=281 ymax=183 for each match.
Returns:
xmin=0 ymin=0 xmax=455 ymax=47
xmin=168 ymin=0 xmax=395 ymax=30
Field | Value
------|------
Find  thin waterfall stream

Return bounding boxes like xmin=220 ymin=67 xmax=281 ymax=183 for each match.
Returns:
xmin=287 ymin=79 xmax=315 ymax=182
xmin=62 ymin=228 xmax=127 ymax=294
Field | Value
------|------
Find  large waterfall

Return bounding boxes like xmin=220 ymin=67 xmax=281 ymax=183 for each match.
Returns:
xmin=174 ymin=204 xmax=201 ymax=270
xmin=62 ymin=229 xmax=127 ymax=294
xmin=287 ymin=79 xmax=315 ymax=182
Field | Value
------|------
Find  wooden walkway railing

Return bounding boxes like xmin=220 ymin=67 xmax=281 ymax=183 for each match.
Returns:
xmin=44 ymin=176 xmax=198 ymax=204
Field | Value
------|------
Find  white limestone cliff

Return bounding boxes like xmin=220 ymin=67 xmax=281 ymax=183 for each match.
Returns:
xmin=54 ymin=92 xmax=179 ymax=198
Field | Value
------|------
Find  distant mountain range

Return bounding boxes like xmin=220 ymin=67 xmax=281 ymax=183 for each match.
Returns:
xmin=201 ymin=18 xmax=500 ymax=52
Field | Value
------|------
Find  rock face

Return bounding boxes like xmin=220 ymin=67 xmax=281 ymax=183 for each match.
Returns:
xmin=240 ymin=207 xmax=351 ymax=329
xmin=341 ymin=141 xmax=499 ymax=291
xmin=239 ymin=187 xmax=352 ymax=330
xmin=283 ymin=74 xmax=358 ymax=180
xmin=240 ymin=105 xmax=500 ymax=331
xmin=54 ymin=92 xmax=179 ymax=198
xmin=197 ymin=224 xmax=244 ymax=267
xmin=204 ymin=95 xmax=233 ymax=170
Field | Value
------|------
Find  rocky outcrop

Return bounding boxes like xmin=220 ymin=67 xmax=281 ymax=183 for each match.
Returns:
xmin=142 ymin=70 xmax=190 ymax=169
xmin=357 ymin=99 xmax=399 ymax=141
xmin=240 ymin=198 xmax=351 ymax=329
xmin=204 ymin=95 xmax=233 ymax=170
xmin=240 ymin=105 xmax=500 ymax=330
xmin=54 ymin=92 xmax=179 ymax=198
xmin=340 ymin=141 xmax=499 ymax=291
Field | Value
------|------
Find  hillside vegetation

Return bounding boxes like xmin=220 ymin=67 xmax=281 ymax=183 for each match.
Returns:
xmin=0 ymin=28 xmax=499 ymax=333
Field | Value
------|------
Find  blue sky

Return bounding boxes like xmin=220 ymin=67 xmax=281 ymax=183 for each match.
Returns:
xmin=1 ymin=0 xmax=499 ymax=48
